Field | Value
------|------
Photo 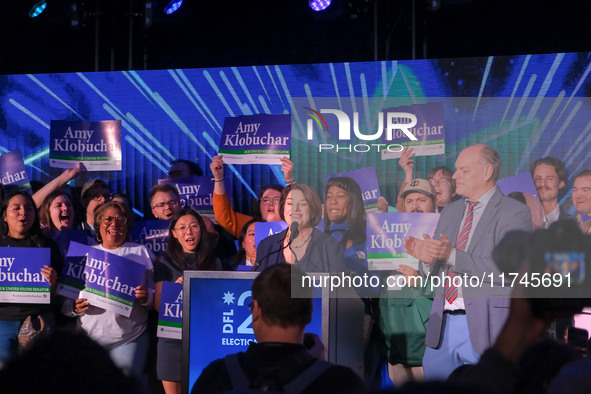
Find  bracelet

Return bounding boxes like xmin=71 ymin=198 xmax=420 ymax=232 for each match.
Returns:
xmin=211 ymin=177 xmax=224 ymax=182
xmin=286 ymin=178 xmax=296 ymax=185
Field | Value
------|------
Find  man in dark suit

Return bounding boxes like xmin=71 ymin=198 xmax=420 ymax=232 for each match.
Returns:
xmin=530 ymin=157 xmax=570 ymax=228
xmin=404 ymin=144 xmax=532 ymax=380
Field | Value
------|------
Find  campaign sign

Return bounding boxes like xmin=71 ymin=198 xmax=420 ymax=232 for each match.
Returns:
xmin=219 ymin=114 xmax=291 ymax=165
xmin=56 ymin=241 xmax=90 ymax=299
xmin=80 ymin=248 xmax=146 ymax=317
xmin=497 ymin=172 xmax=538 ymax=199
xmin=158 ymin=176 xmax=214 ymax=215
xmin=49 ymin=120 xmax=122 ymax=171
xmin=326 ymin=166 xmax=381 ymax=212
xmin=187 ymin=275 xmax=323 ymax=388
xmin=157 ymin=281 xmax=183 ymax=340
xmin=366 ymin=212 xmax=439 ymax=271
xmin=130 ymin=220 xmax=169 ymax=256
xmin=381 ymin=102 xmax=445 ymax=160
xmin=0 ymin=247 xmax=50 ymax=303
xmin=0 ymin=150 xmax=32 ymax=195
xmin=254 ymin=221 xmax=288 ymax=248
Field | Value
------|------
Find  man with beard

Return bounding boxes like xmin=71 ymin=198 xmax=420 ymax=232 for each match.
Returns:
xmin=530 ymin=157 xmax=570 ymax=228
xmin=401 ymin=179 xmax=437 ymax=214
xmin=384 ymin=147 xmax=458 ymax=213
xmin=150 ymin=184 xmax=181 ymax=220
xmin=380 ymin=178 xmax=437 ymax=386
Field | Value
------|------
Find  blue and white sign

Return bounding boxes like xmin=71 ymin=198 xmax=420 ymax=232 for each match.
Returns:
xmin=49 ymin=120 xmax=122 ymax=171
xmin=0 ymin=247 xmax=51 ymax=303
xmin=80 ymin=247 xmax=146 ymax=317
xmin=219 ymin=114 xmax=291 ymax=165
xmin=0 ymin=150 xmax=32 ymax=195
xmin=157 ymin=281 xmax=183 ymax=340
xmin=254 ymin=221 xmax=288 ymax=248
xmin=158 ymin=176 xmax=214 ymax=216
xmin=130 ymin=220 xmax=170 ymax=256
xmin=366 ymin=212 xmax=439 ymax=271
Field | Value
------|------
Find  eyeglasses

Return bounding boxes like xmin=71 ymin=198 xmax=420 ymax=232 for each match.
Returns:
xmin=102 ymin=216 xmax=127 ymax=226
xmin=91 ymin=193 xmax=110 ymax=202
xmin=260 ymin=197 xmax=281 ymax=206
xmin=153 ymin=200 xmax=179 ymax=209
xmin=173 ymin=223 xmax=200 ymax=235
xmin=248 ymin=301 xmax=254 ymax=312
xmin=429 ymin=178 xmax=450 ymax=187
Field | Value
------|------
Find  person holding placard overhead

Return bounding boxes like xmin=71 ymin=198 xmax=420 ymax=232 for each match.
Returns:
xmin=154 ymin=208 xmax=219 ymax=394
xmin=209 ymin=155 xmax=294 ymax=239
xmin=0 ymin=191 xmax=62 ymax=366
xmin=65 ymin=201 xmax=154 ymax=379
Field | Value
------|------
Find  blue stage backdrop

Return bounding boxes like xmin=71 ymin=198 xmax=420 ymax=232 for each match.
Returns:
xmin=0 ymin=53 xmax=590 ymax=216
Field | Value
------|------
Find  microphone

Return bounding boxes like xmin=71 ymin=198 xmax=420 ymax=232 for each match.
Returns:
xmin=290 ymin=221 xmax=300 ymax=242
xmin=251 ymin=222 xmax=300 ymax=272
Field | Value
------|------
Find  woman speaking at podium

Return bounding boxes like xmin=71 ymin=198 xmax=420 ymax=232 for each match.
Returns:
xmin=254 ymin=184 xmax=344 ymax=273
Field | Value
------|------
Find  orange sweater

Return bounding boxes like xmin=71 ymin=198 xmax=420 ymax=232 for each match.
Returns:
xmin=213 ymin=192 xmax=253 ymax=239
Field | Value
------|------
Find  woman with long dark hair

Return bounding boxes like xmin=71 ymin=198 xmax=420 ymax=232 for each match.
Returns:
xmin=154 ymin=208 xmax=219 ymax=394
xmin=323 ymin=177 xmax=367 ymax=272
xmin=0 ymin=191 xmax=62 ymax=365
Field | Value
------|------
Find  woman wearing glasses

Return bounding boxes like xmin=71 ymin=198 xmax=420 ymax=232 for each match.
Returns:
xmin=154 ymin=208 xmax=219 ymax=394
xmin=68 ymin=201 xmax=155 ymax=378
xmin=209 ymin=155 xmax=293 ymax=239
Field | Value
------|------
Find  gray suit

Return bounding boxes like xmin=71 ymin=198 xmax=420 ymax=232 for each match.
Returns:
xmin=425 ymin=187 xmax=532 ymax=354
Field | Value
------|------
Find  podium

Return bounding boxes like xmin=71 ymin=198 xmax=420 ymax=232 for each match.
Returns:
xmin=181 ymin=271 xmax=365 ymax=393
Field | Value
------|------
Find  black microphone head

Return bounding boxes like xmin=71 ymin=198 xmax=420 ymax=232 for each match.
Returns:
xmin=290 ymin=221 xmax=300 ymax=241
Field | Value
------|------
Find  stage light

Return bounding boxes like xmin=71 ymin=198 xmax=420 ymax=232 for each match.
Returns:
xmin=164 ymin=0 xmax=183 ymax=14
xmin=29 ymin=1 xmax=47 ymax=18
xmin=309 ymin=0 xmax=331 ymax=12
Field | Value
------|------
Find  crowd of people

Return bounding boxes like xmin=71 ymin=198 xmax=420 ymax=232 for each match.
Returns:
xmin=0 ymin=146 xmax=589 ymax=394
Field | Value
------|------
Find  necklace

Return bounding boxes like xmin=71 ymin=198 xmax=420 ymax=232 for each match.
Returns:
xmin=290 ymin=230 xmax=312 ymax=249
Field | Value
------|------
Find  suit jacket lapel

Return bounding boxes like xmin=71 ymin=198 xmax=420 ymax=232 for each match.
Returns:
xmin=468 ymin=188 xmax=501 ymax=252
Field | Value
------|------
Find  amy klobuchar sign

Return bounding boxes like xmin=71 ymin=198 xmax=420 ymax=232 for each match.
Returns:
xmin=366 ymin=212 xmax=439 ymax=271
xmin=0 ymin=150 xmax=33 ymax=195
xmin=219 ymin=114 xmax=291 ymax=165
xmin=49 ymin=120 xmax=122 ymax=171
xmin=0 ymin=247 xmax=51 ymax=304
xmin=381 ymin=102 xmax=445 ymax=160
xmin=79 ymin=247 xmax=146 ymax=318
xmin=158 ymin=176 xmax=214 ymax=215
xmin=157 ymin=281 xmax=183 ymax=340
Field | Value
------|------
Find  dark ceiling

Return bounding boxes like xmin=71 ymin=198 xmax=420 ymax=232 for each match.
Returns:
xmin=1 ymin=0 xmax=591 ymax=75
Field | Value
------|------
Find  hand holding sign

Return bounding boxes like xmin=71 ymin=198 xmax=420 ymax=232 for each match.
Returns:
xmin=74 ymin=298 xmax=89 ymax=314
xmin=210 ymin=155 xmax=224 ymax=181
xmin=280 ymin=157 xmax=294 ymax=183
xmin=399 ymin=147 xmax=415 ymax=183
xmin=41 ymin=265 xmax=57 ymax=288
xmin=135 ymin=285 xmax=148 ymax=304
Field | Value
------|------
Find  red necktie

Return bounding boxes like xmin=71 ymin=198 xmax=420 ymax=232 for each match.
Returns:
xmin=445 ymin=201 xmax=479 ymax=304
